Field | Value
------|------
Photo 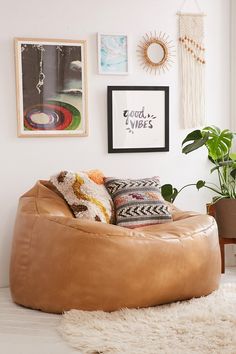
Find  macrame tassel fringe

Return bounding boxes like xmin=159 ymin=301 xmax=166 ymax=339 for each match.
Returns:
xmin=179 ymin=14 xmax=205 ymax=128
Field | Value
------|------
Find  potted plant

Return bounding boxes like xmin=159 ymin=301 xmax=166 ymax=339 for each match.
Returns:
xmin=161 ymin=126 xmax=236 ymax=238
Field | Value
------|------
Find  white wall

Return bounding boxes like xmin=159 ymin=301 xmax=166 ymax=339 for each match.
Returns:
xmin=231 ymin=0 xmax=236 ymax=132
xmin=230 ymin=0 xmax=236 ymax=262
xmin=0 ymin=0 xmax=232 ymax=287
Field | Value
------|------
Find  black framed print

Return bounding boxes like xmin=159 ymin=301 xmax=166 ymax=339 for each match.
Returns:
xmin=107 ymin=86 xmax=169 ymax=153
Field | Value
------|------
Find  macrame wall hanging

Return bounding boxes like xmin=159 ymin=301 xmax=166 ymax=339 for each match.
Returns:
xmin=178 ymin=0 xmax=206 ymax=128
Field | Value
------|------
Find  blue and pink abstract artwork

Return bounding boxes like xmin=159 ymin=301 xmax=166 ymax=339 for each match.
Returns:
xmin=99 ymin=34 xmax=128 ymax=74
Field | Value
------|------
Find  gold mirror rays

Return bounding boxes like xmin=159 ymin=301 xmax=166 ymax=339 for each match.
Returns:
xmin=137 ymin=32 xmax=175 ymax=74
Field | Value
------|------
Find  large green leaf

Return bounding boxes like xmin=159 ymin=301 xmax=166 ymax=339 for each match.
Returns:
xmin=203 ymin=127 xmax=233 ymax=160
xmin=202 ymin=126 xmax=221 ymax=135
xmin=182 ymin=131 xmax=209 ymax=155
xmin=181 ymin=130 xmax=202 ymax=146
xmin=182 ymin=126 xmax=234 ymax=160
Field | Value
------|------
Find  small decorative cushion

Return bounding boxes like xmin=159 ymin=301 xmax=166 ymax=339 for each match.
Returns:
xmin=104 ymin=176 xmax=172 ymax=228
xmin=51 ymin=171 xmax=114 ymax=223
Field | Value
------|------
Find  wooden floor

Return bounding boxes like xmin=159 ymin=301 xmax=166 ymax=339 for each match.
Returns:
xmin=0 ymin=288 xmax=77 ymax=354
xmin=1 ymin=267 xmax=236 ymax=354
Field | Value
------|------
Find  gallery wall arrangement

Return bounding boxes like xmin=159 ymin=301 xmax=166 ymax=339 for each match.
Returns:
xmin=14 ymin=0 xmax=206 ymax=148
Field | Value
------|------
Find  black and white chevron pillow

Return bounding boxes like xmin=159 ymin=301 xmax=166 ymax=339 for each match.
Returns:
xmin=104 ymin=177 xmax=172 ymax=229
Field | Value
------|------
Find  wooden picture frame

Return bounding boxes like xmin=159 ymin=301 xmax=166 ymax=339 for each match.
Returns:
xmin=107 ymin=86 xmax=169 ymax=153
xmin=15 ymin=38 xmax=88 ymax=137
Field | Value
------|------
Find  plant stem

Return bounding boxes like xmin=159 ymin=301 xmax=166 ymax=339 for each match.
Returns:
xmin=177 ymin=183 xmax=198 ymax=194
xmin=203 ymin=184 xmax=224 ymax=196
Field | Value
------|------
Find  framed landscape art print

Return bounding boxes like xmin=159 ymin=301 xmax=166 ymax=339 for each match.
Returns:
xmin=107 ymin=86 xmax=169 ymax=153
xmin=15 ymin=38 xmax=88 ymax=137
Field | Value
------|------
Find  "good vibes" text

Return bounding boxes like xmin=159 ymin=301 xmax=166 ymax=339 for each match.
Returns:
xmin=123 ymin=106 xmax=157 ymax=134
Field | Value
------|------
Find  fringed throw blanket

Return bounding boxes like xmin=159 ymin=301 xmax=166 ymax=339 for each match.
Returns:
xmin=179 ymin=14 xmax=205 ymax=128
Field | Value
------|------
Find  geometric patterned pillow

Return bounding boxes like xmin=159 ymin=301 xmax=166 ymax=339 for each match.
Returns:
xmin=104 ymin=176 xmax=172 ymax=228
xmin=50 ymin=171 xmax=114 ymax=224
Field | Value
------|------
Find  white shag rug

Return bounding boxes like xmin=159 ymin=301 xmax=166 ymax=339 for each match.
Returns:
xmin=58 ymin=284 xmax=236 ymax=354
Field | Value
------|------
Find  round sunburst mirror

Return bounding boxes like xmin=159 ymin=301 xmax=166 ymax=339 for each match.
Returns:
xmin=137 ymin=31 xmax=175 ymax=74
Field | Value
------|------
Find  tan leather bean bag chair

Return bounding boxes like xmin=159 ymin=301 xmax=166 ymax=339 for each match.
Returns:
xmin=10 ymin=180 xmax=221 ymax=314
